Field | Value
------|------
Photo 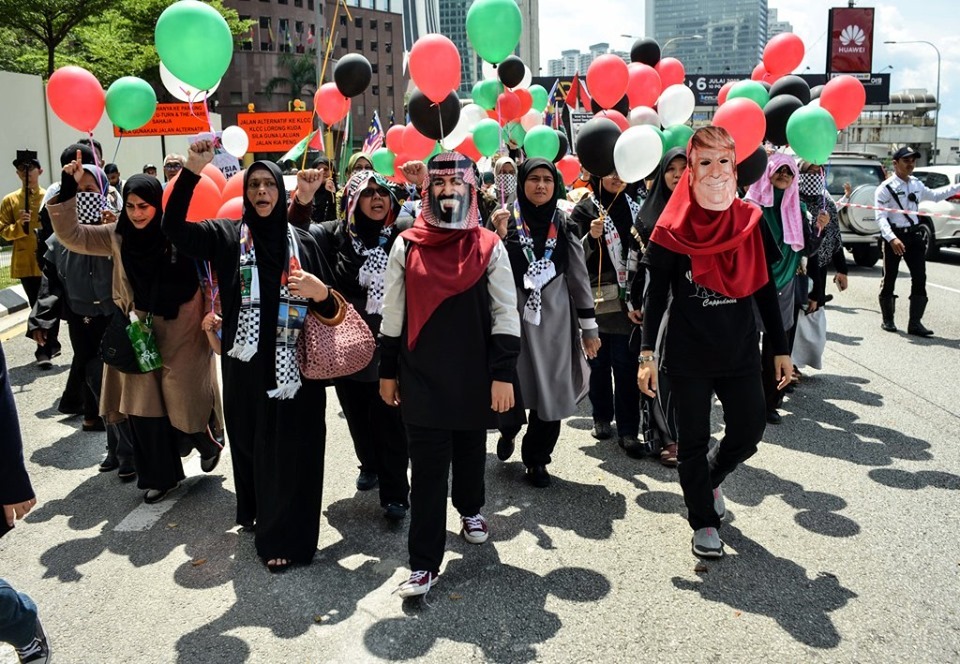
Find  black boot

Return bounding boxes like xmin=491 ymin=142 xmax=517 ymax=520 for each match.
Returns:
xmin=908 ymin=296 xmax=934 ymax=337
xmin=879 ymin=295 xmax=898 ymax=332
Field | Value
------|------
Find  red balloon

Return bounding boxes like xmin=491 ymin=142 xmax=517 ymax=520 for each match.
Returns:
xmin=216 ymin=197 xmax=243 ymax=220
xmin=556 ymin=155 xmax=582 ymax=187
xmin=392 ymin=153 xmax=415 ymax=183
xmin=162 ymin=172 xmax=223 ymax=222
xmin=595 ymin=110 xmax=629 ymax=132
xmin=314 ymin=83 xmax=351 ymax=126
xmin=762 ymin=72 xmax=781 ymax=85
xmin=717 ymin=81 xmax=736 ymax=106
xmin=222 ymin=170 xmax=245 ymax=202
xmin=497 ymin=91 xmax=522 ymax=122
xmin=626 ymin=63 xmax=662 ymax=110
xmin=402 ymin=125 xmax=436 ymax=160
xmin=751 ymin=63 xmax=767 ymax=82
xmin=454 ymin=136 xmax=482 ymax=163
xmin=48 ymin=66 xmax=105 ymax=133
xmin=385 ymin=124 xmax=406 ymax=153
xmin=712 ymin=98 xmax=767 ymax=164
xmin=763 ymin=33 xmax=805 ymax=76
xmin=655 ymin=58 xmax=685 ymax=89
xmin=514 ymin=88 xmax=533 ymax=116
xmin=820 ymin=75 xmax=866 ymax=130
xmin=409 ymin=34 xmax=461 ymax=103
xmin=587 ymin=54 xmax=630 ymax=110
xmin=202 ymin=164 xmax=227 ymax=192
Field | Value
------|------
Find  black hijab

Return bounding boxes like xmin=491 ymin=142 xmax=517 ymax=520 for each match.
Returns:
xmin=637 ymin=147 xmax=686 ymax=243
xmin=116 ymin=174 xmax=198 ymax=318
xmin=507 ymin=158 xmax=570 ymax=286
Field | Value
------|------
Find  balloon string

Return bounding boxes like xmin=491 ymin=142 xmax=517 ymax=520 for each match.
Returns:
xmin=88 ymin=130 xmax=108 ymax=210
xmin=436 ymin=103 xmax=445 ymax=154
xmin=111 ymin=134 xmax=123 ymax=164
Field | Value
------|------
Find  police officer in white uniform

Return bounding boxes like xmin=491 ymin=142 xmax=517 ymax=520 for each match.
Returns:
xmin=875 ymin=146 xmax=960 ymax=336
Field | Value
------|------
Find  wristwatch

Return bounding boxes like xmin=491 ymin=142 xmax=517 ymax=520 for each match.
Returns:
xmin=638 ymin=355 xmax=656 ymax=364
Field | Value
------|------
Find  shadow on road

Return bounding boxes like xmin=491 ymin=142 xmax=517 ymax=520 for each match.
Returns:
xmin=672 ymin=524 xmax=857 ymax=649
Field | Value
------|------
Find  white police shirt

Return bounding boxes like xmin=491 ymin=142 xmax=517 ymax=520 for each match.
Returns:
xmin=874 ymin=174 xmax=960 ymax=242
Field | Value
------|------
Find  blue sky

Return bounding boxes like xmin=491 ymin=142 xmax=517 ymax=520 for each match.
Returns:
xmin=539 ymin=1 xmax=960 ymax=137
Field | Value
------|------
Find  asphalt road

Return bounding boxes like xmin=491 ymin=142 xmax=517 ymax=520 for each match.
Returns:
xmin=1 ymin=250 xmax=959 ymax=663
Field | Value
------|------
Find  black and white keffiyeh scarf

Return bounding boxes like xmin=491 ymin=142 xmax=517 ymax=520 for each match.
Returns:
xmin=229 ymin=223 xmax=309 ymax=399
xmin=343 ymin=170 xmax=401 ymax=315
xmin=513 ymin=201 xmax=559 ymax=325
xmin=798 ymin=170 xmax=842 ymax=268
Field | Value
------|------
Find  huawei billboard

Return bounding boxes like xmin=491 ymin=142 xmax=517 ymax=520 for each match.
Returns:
xmin=827 ymin=7 xmax=875 ymax=73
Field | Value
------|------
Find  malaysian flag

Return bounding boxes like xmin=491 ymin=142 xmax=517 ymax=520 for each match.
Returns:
xmin=362 ymin=110 xmax=384 ymax=153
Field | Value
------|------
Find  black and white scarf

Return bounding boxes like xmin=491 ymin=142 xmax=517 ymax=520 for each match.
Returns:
xmin=353 ymin=225 xmax=394 ymax=314
xmin=798 ymin=171 xmax=842 ymax=269
xmin=513 ymin=201 xmax=559 ymax=325
xmin=229 ymin=223 xmax=308 ymax=399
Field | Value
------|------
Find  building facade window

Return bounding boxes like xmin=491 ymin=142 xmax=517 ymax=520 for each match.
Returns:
xmin=387 ymin=85 xmax=394 ymax=96
xmin=339 ymin=14 xmax=346 ymax=26
xmin=259 ymin=16 xmax=274 ymax=51
xmin=372 ymin=85 xmax=379 ymax=95
xmin=385 ymin=21 xmax=391 ymax=31
xmin=370 ymin=41 xmax=377 ymax=50
xmin=371 ymin=63 xmax=378 ymax=73
xmin=340 ymin=36 xmax=347 ymax=48
xmin=355 ymin=38 xmax=362 ymax=49
xmin=354 ymin=16 xmax=362 ymax=28
xmin=370 ymin=19 xmax=377 ymax=29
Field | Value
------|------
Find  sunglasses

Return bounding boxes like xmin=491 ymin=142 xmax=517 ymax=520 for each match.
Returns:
xmin=359 ymin=187 xmax=391 ymax=199
xmin=163 ymin=163 xmax=183 ymax=171
xmin=774 ymin=166 xmax=794 ymax=177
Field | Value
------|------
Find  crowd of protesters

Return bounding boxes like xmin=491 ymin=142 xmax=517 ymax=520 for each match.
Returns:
xmin=5 ymin=124 xmax=957 ymax=613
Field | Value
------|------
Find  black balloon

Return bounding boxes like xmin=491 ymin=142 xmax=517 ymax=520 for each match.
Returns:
xmin=554 ymin=130 xmax=568 ymax=163
xmin=760 ymin=81 xmax=772 ymax=93
xmin=763 ymin=94 xmax=803 ymax=146
xmin=736 ymin=146 xmax=768 ymax=189
xmin=497 ymin=56 xmax=526 ymax=88
xmin=810 ymin=84 xmax=824 ymax=100
xmin=333 ymin=54 xmax=372 ymax=97
xmin=590 ymin=94 xmax=629 ymax=116
xmin=575 ymin=117 xmax=621 ymax=177
xmin=408 ymin=90 xmax=461 ymax=140
xmin=769 ymin=75 xmax=811 ymax=105
xmin=630 ymin=38 xmax=661 ymax=67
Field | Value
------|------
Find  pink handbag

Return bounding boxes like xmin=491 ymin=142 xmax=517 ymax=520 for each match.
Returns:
xmin=296 ymin=290 xmax=376 ymax=380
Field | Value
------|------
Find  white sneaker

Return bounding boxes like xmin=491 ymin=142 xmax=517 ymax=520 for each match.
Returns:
xmin=691 ymin=527 xmax=724 ymax=558
xmin=397 ymin=570 xmax=438 ymax=598
xmin=460 ymin=514 xmax=489 ymax=544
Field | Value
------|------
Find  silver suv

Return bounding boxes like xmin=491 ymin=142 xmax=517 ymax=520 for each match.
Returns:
xmin=825 ymin=152 xmax=886 ymax=267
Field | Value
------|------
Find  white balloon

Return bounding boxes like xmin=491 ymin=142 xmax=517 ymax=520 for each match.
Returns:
xmin=441 ymin=114 xmax=473 ymax=149
xmin=657 ymin=84 xmax=695 ymax=127
xmin=519 ymin=109 xmax=543 ymax=131
xmin=482 ymin=60 xmax=498 ymax=82
xmin=160 ymin=62 xmax=221 ymax=102
xmin=221 ymin=125 xmax=249 ymax=158
xmin=613 ymin=125 xmax=664 ymax=183
xmin=516 ymin=65 xmax=532 ymax=90
xmin=461 ymin=103 xmax=488 ymax=130
xmin=629 ymin=106 xmax=660 ymax=127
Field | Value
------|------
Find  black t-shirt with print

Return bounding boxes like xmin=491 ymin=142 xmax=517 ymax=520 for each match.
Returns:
xmin=641 ymin=240 xmax=788 ymax=378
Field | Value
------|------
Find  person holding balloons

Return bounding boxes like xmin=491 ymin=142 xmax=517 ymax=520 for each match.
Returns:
xmin=570 ymin=170 xmax=642 ymax=454
xmin=490 ymin=158 xmax=600 ymax=488
xmin=162 ymin=139 xmax=338 ymax=572
xmin=637 ymin=127 xmax=792 ymax=559
xmin=47 ymin=153 xmax=224 ymax=505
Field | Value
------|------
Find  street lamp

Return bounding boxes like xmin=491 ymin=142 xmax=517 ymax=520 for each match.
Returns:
xmin=885 ymin=39 xmax=941 ymax=162
xmin=662 ymin=34 xmax=704 ymax=54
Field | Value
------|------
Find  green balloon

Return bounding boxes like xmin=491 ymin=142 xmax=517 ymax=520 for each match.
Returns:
xmin=106 ymin=77 xmax=157 ymax=131
xmin=727 ymin=80 xmax=769 ymax=109
xmin=505 ymin=121 xmax=526 ymax=146
xmin=472 ymin=79 xmax=504 ymax=111
xmin=466 ymin=0 xmax=522 ymax=64
xmin=529 ymin=85 xmax=549 ymax=113
xmin=661 ymin=124 xmax=693 ymax=151
xmin=155 ymin=0 xmax=233 ymax=91
xmin=427 ymin=142 xmax=442 ymax=159
xmin=651 ymin=126 xmax=666 ymax=150
xmin=371 ymin=147 xmax=395 ymax=176
xmin=523 ymin=125 xmax=560 ymax=160
xmin=786 ymin=105 xmax=838 ymax=165
xmin=473 ymin=118 xmax=502 ymax=157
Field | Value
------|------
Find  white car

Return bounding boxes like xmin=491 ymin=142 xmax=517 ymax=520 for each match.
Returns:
xmin=826 ymin=153 xmax=886 ymax=267
xmin=911 ymin=165 xmax=960 ymax=258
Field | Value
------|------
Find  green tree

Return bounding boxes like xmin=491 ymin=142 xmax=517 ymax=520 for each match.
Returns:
xmin=264 ymin=53 xmax=318 ymax=105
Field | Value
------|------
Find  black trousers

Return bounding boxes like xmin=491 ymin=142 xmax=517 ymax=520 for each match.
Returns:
xmin=500 ymin=409 xmax=562 ymax=467
xmin=761 ymin=302 xmax=799 ymax=412
xmin=127 ymin=415 xmax=186 ymax=491
xmin=659 ymin=370 xmax=766 ymax=531
xmin=64 ymin=314 xmax=109 ymax=420
xmin=334 ymin=378 xmax=410 ymax=507
xmin=588 ymin=332 xmax=641 ymax=437
xmin=406 ymin=424 xmax=486 ymax=574
xmin=20 ymin=277 xmax=60 ymax=360
xmin=879 ymin=230 xmax=926 ymax=300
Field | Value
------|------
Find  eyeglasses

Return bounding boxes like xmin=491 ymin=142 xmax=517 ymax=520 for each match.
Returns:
xmin=163 ymin=163 xmax=183 ymax=172
xmin=359 ymin=187 xmax=391 ymax=199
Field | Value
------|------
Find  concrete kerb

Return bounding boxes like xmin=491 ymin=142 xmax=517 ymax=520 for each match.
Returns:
xmin=0 ymin=283 xmax=28 ymax=317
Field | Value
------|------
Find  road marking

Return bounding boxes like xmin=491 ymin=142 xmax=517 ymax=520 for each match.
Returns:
xmin=114 ymin=455 xmax=204 ymax=532
xmin=928 ymin=282 xmax=960 ymax=294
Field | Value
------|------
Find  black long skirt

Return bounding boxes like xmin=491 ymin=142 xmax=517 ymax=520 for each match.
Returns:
xmin=222 ymin=353 xmax=327 ymax=564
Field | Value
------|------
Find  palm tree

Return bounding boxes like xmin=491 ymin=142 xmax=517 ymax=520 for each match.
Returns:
xmin=264 ymin=53 xmax=317 ymax=104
